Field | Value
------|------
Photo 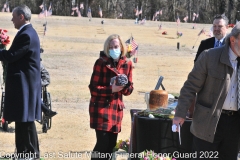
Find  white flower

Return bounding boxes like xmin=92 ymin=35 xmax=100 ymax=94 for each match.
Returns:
xmin=149 ymin=114 xmax=154 ymax=118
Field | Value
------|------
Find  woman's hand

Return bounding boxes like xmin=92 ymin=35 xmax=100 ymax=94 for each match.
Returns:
xmin=112 ymin=80 xmax=124 ymax=93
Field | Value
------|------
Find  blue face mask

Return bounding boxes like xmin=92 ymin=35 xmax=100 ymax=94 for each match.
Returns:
xmin=109 ymin=48 xmax=121 ymax=59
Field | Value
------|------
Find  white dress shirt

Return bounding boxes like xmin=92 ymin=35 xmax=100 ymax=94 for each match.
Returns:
xmin=222 ymin=47 xmax=238 ymax=111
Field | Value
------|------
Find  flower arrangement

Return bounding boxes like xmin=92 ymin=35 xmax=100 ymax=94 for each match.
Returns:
xmin=140 ymin=150 xmax=176 ymax=160
xmin=177 ymin=31 xmax=182 ymax=38
xmin=228 ymin=24 xmax=235 ymax=28
xmin=0 ymin=28 xmax=10 ymax=84
xmin=113 ymin=139 xmax=130 ymax=153
xmin=0 ymin=29 xmax=10 ymax=49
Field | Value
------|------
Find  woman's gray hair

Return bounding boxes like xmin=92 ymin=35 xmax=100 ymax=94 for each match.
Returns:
xmin=225 ymin=22 xmax=240 ymax=45
xmin=13 ymin=5 xmax=31 ymax=21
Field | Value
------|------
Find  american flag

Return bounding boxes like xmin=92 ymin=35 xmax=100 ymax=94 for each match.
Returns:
xmin=87 ymin=7 xmax=92 ymax=18
xmin=39 ymin=2 xmax=49 ymax=18
xmin=152 ymin=10 xmax=159 ymax=21
xmin=158 ymin=24 xmax=162 ymax=30
xmin=77 ymin=7 xmax=81 ymax=17
xmin=71 ymin=6 xmax=76 ymax=16
xmin=192 ymin=12 xmax=196 ymax=21
xmin=183 ymin=16 xmax=188 ymax=22
xmin=126 ymin=36 xmax=138 ymax=57
xmin=138 ymin=6 xmax=142 ymax=15
xmin=2 ymin=3 xmax=7 ymax=12
xmin=38 ymin=8 xmax=45 ymax=18
xmin=140 ymin=18 xmax=146 ymax=25
xmin=135 ymin=6 xmax=139 ymax=16
xmin=6 ymin=4 xmax=10 ymax=12
xmin=119 ymin=13 xmax=122 ymax=18
xmin=47 ymin=2 xmax=52 ymax=16
xmin=99 ymin=5 xmax=102 ymax=18
xmin=207 ymin=26 xmax=213 ymax=37
xmin=39 ymin=1 xmax=44 ymax=9
xmin=126 ymin=37 xmax=138 ymax=51
xmin=80 ymin=3 xmax=84 ymax=9
xmin=159 ymin=10 xmax=162 ymax=15
xmin=176 ymin=17 xmax=180 ymax=25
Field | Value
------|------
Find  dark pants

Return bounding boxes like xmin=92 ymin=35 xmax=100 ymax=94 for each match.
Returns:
xmin=192 ymin=113 xmax=240 ymax=160
xmin=91 ymin=130 xmax=118 ymax=160
xmin=15 ymin=122 xmax=39 ymax=159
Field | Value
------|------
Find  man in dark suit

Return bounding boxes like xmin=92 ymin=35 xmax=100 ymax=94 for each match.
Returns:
xmin=194 ymin=14 xmax=229 ymax=62
xmin=0 ymin=5 xmax=41 ymax=159
xmin=187 ymin=15 xmax=229 ymax=119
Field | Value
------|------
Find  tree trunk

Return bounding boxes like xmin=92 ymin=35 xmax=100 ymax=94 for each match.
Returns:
xmin=85 ymin=0 xmax=89 ymax=16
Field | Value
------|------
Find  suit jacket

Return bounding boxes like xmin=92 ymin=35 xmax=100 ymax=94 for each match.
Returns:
xmin=89 ymin=51 xmax=134 ymax=133
xmin=175 ymin=44 xmax=233 ymax=142
xmin=194 ymin=37 xmax=225 ymax=62
xmin=0 ymin=24 xmax=41 ymax=122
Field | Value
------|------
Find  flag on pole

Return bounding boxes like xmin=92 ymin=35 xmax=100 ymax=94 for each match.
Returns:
xmin=38 ymin=4 xmax=46 ymax=18
xmin=192 ymin=12 xmax=196 ymax=21
xmin=126 ymin=36 xmax=138 ymax=57
xmin=135 ymin=6 xmax=139 ymax=16
xmin=158 ymin=24 xmax=162 ymax=30
xmin=44 ymin=4 xmax=48 ymax=17
xmin=71 ymin=5 xmax=81 ymax=17
xmin=140 ymin=17 xmax=146 ymax=25
xmin=176 ymin=17 xmax=180 ymax=25
xmin=98 ymin=5 xmax=102 ymax=18
xmin=6 ymin=3 xmax=10 ymax=12
xmin=88 ymin=7 xmax=92 ymax=19
xmin=138 ymin=6 xmax=142 ymax=15
xmin=39 ymin=1 xmax=44 ymax=9
xmin=119 ymin=13 xmax=122 ymax=18
xmin=152 ymin=10 xmax=159 ymax=21
xmin=47 ymin=2 xmax=52 ymax=16
xmin=80 ymin=3 xmax=84 ymax=9
xmin=2 ymin=3 xmax=7 ymax=12
xmin=77 ymin=6 xmax=81 ymax=17
xmin=183 ymin=16 xmax=188 ymax=22
xmin=207 ymin=26 xmax=213 ymax=37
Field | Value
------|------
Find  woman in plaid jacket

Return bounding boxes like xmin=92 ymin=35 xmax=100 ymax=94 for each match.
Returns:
xmin=89 ymin=34 xmax=134 ymax=159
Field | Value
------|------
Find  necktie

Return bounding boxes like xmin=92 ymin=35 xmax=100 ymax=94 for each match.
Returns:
xmin=215 ymin=40 xmax=221 ymax=48
xmin=237 ymin=57 xmax=240 ymax=111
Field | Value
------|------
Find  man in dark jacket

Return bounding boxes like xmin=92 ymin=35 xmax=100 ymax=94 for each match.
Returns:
xmin=194 ymin=14 xmax=229 ymax=62
xmin=0 ymin=5 xmax=41 ymax=159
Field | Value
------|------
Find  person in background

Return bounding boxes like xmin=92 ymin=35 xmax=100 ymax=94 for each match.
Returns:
xmin=194 ymin=14 xmax=229 ymax=62
xmin=0 ymin=5 xmax=41 ymax=159
xmin=40 ymin=48 xmax=57 ymax=119
xmin=173 ymin=23 xmax=240 ymax=159
xmin=188 ymin=14 xmax=229 ymax=118
xmin=89 ymin=34 xmax=134 ymax=160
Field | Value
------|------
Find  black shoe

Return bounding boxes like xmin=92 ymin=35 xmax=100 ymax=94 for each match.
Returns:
xmin=44 ymin=111 xmax=57 ymax=118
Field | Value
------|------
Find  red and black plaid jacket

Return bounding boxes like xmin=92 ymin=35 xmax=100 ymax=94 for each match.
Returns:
xmin=89 ymin=51 xmax=133 ymax=133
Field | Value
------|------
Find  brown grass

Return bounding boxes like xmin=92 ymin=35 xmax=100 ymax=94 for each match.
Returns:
xmin=0 ymin=13 xmax=222 ymax=159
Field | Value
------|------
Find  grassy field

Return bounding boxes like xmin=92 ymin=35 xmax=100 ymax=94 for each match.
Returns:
xmin=0 ymin=12 xmax=221 ymax=159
